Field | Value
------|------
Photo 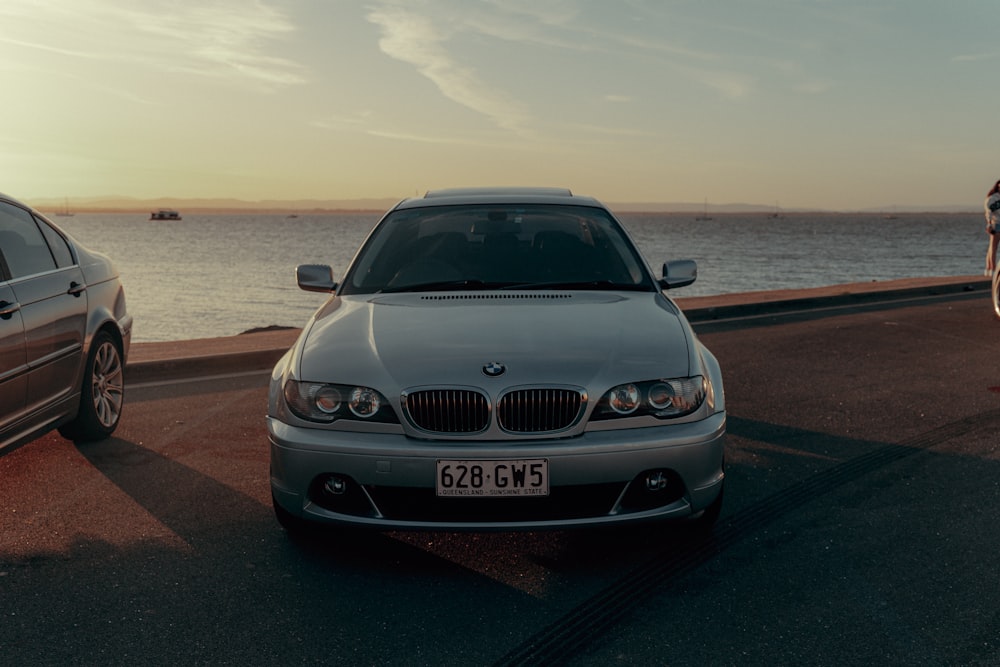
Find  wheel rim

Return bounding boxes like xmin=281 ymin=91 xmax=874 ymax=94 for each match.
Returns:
xmin=91 ymin=341 xmax=124 ymax=428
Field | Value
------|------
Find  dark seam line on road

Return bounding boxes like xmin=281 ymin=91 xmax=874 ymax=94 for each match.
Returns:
xmin=690 ymin=290 xmax=985 ymax=334
xmin=492 ymin=409 xmax=1000 ymax=667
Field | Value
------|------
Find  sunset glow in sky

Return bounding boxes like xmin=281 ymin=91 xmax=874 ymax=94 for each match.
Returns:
xmin=1 ymin=0 xmax=996 ymax=210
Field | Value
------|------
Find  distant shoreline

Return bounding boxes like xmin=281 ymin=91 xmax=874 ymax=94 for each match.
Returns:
xmin=27 ymin=196 xmax=980 ymax=216
xmin=40 ymin=207 xmax=386 ymax=215
xmin=36 ymin=206 xmax=981 ymax=217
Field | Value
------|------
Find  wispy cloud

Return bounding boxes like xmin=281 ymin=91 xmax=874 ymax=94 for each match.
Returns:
xmin=366 ymin=129 xmax=473 ymax=144
xmin=311 ymin=112 xmax=375 ymax=131
xmin=468 ymin=1 xmax=720 ymax=63
xmin=952 ymin=52 xmax=999 ymax=63
xmin=0 ymin=36 xmax=104 ymax=61
xmin=366 ymin=5 xmax=530 ymax=132
xmin=677 ymin=65 xmax=755 ymax=99
xmin=561 ymin=122 xmax=653 ymax=138
xmin=363 ymin=0 xmax=742 ymax=131
xmin=0 ymin=0 xmax=305 ymax=90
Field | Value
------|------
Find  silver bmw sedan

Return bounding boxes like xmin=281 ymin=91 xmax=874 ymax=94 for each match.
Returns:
xmin=0 ymin=192 xmax=132 ymax=452
xmin=268 ymin=187 xmax=725 ymax=534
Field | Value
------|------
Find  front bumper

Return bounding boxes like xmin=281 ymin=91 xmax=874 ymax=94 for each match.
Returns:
xmin=269 ymin=412 xmax=725 ymax=531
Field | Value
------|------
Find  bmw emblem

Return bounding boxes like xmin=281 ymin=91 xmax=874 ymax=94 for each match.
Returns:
xmin=483 ymin=362 xmax=506 ymax=377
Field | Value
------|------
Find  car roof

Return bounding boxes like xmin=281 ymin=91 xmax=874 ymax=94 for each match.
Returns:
xmin=0 ymin=192 xmax=37 ymax=212
xmin=393 ymin=187 xmax=605 ymax=211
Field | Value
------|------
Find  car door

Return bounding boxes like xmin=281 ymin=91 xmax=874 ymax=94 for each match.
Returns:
xmin=0 ymin=202 xmax=87 ymax=419
xmin=0 ymin=278 xmax=28 ymax=440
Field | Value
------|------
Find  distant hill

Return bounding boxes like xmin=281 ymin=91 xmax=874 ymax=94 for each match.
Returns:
xmin=608 ymin=202 xmax=979 ymax=214
xmin=26 ymin=195 xmax=978 ymax=215
xmin=28 ymin=196 xmax=402 ymax=214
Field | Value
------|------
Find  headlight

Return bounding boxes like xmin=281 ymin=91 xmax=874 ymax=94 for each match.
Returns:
xmin=607 ymin=383 xmax=641 ymax=414
xmin=284 ymin=380 xmax=398 ymax=423
xmin=348 ymin=386 xmax=381 ymax=418
xmin=593 ymin=376 xmax=706 ymax=421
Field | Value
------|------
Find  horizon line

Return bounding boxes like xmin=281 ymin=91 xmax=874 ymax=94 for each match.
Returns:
xmin=25 ymin=195 xmax=979 ymax=215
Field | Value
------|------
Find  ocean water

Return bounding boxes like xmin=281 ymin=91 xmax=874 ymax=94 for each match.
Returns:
xmin=54 ymin=211 xmax=986 ymax=342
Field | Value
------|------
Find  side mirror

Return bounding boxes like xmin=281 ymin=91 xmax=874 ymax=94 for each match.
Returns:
xmin=296 ymin=264 xmax=338 ymax=293
xmin=658 ymin=259 xmax=697 ymax=290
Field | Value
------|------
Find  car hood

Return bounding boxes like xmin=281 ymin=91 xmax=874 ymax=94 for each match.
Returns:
xmin=297 ymin=292 xmax=695 ymax=392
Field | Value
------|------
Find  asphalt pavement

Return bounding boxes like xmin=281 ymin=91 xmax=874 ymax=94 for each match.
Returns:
xmin=3 ymin=274 xmax=998 ymax=666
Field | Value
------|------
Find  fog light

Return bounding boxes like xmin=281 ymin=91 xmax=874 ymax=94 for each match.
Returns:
xmin=645 ymin=471 xmax=669 ymax=492
xmin=324 ymin=475 xmax=348 ymax=495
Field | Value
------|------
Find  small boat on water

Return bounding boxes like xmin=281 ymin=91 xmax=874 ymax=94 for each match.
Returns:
xmin=150 ymin=209 xmax=182 ymax=221
xmin=695 ymin=198 xmax=712 ymax=221
xmin=55 ymin=197 xmax=74 ymax=217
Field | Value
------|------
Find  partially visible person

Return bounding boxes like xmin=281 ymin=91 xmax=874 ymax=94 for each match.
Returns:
xmin=985 ymin=180 xmax=1000 ymax=275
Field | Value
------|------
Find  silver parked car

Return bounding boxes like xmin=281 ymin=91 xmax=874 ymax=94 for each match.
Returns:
xmin=0 ymin=193 xmax=132 ymax=452
xmin=268 ymin=187 xmax=725 ymax=533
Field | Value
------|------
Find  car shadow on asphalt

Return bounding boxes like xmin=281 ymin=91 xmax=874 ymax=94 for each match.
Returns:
xmin=72 ymin=435 xmax=570 ymax=576
xmin=72 ymin=405 xmax=998 ymax=578
xmin=65 ymin=431 xmax=734 ymax=598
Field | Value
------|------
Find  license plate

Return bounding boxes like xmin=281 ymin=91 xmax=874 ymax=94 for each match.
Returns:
xmin=436 ymin=459 xmax=549 ymax=497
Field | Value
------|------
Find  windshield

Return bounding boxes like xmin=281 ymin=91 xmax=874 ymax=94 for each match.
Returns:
xmin=340 ymin=204 xmax=655 ymax=294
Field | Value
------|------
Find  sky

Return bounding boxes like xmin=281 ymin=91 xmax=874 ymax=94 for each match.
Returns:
xmin=1 ymin=0 xmax=997 ymax=211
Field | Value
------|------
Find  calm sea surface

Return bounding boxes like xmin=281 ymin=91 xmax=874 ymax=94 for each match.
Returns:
xmin=54 ymin=211 xmax=985 ymax=342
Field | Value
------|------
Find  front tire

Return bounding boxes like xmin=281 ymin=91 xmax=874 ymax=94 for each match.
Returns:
xmin=272 ymin=493 xmax=315 ymax=538
xmin=688 ymin=483 xmax=724 ymax=534
xmin=59 ymin=330 xmax=124 ymax=442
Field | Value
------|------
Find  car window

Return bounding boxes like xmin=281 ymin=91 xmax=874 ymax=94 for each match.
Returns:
xmin=0 ymin=202 xmax=57 ymax=279
xmin=35 ymin=216 xmax=75 ymax=268
xmin=342 ymin=204 xmax=653 ymax=294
